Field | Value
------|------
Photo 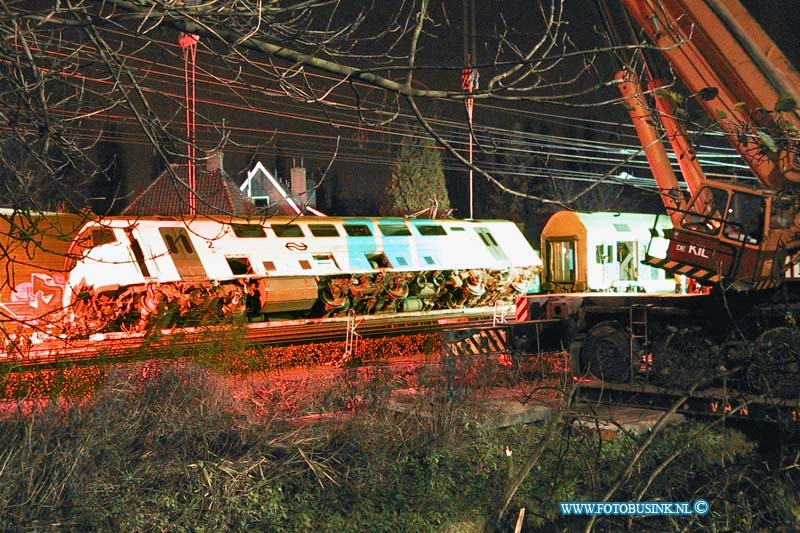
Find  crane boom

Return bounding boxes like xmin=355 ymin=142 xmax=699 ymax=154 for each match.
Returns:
xmin=621 ymin=0 xmax=800 ymax=188
xmin=617 ymin=0 xmax=800 ymax=291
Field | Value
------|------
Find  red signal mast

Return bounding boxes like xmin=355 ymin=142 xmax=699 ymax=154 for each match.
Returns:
xmin=178 ymin=26 xmax=199 ymax=216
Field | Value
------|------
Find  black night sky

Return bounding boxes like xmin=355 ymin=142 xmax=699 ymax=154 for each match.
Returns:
xmin=92 ymin=1 xmax=800 ymax=219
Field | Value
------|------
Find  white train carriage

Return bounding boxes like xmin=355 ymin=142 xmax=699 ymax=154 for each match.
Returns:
xmin=540 ymin=211 xmax=675 ymax=293
xmin=62 ymin=215 xmax=541 ymax=333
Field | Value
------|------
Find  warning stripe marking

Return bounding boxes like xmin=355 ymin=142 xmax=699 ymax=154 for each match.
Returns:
xmin=441 ymin=327 xmax=508 ymax=357
xmin=515 ymin=297 xmax=529 ymax=323
xmin=644 ymin=256 xmax=783 ymax=288
xmin=644 ymin=256 xmax=719 ymax=283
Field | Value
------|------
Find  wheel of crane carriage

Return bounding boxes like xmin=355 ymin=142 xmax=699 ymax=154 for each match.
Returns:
xmin=652 ymin=328 xmax=720 ymax=389
xmin=581 ymin=322 xmax=630 ymax=383
xmin=747 ymin=327 xmax=800 ymax=397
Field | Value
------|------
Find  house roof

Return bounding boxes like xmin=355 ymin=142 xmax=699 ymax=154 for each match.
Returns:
xmin=239 ymin=161 xmax=321 ymax=216
xmin=122 ymin=163 xmax=257 ymax=217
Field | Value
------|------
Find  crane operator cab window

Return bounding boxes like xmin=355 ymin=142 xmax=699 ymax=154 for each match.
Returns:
xmin=680 ymin=186 xmax=727 ymax=235
xmin=770 ymin=195 xmax=795 ymax=230
xmin=681 ymin=186 xmax=765 ymax=245
xmin=722 ymin=192 xmax=764 ymax=245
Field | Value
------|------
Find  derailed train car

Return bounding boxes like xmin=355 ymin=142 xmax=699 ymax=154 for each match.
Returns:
xmin=59 ymin=215 xmax=542 ymax=336
xmin=540 ymin=211 xmax=675 ymax=294
xmin=0 ymin=210 xmax=86 ymax=337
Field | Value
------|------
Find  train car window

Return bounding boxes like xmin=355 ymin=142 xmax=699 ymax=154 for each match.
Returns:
xmin=263 ymin=261 xmax=276 ymax=272
xmin=299 ymin=260 xmax=312 ymax=270
xmin=91 ymin=228 xmax=116 ymax=246
xmin=483 ymin=230 xmax=499 ymax=246
xmin=226 ymin=257 xmax=254 ymax=275
xmin=395 ymin=257 xmax=409 ymax=266
xmin=231 ymin=224 xmax=266 ymax=238
xmin=416 ymin=224 xmax=446 ymax=236
xmin=450 ymin=226 xmax=465 ymax=231
xmin=162 ymin=232 xmax=195 ymax=254
xmin=164 ymin=235 xmax=177 ymax=254
xmin=309 ymin=224 xmax=340 ymax=237
xmin=475 ymin=229 xmax=499 ymax=247
xmin=547 ymin=239 xmax=575 ymax=283
xmin=273 ymin=224 xmax=304 ymax=237
xmin=159 ymin=228 xmax=204 ymax=278
xmin=613 ymin=223 xmax=631 ymax=232
xmin=595 ymin=244 xmax=614 ymax=264
xmin=424 ymin=256 xmax=436 ymax=265
xmin=366 ymin=252 xmax=391 ymax=268
xmin=475 ymin=227 xmax=506 ymax=262
xmin=344 ymin=224 xmax=372 ymax=237
xmin=378 ymin=224 xmax=412 ymax=236
xmin=313 ymin=254 xmax=340 ymax=269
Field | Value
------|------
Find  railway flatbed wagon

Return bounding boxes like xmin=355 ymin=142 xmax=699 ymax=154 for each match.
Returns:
xmin=515 ymin=291 xmax=800 ymax=400
xmin=576 ymin=378 xmax=800 ymax=427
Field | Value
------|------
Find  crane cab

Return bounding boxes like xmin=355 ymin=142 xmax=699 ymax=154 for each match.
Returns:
xmin=645 ymin=181 xmax=797 ymax=290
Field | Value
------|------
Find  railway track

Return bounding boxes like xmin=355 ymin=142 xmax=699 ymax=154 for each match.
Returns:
xmin=1 ymin=306 xmax=511 ymax=370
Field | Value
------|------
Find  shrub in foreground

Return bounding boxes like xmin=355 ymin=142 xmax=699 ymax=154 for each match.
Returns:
xmin=0 ymin=361 xmax=797 ymax=531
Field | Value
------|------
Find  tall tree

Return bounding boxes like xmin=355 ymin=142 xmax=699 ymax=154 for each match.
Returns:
xmin=381 ymin=134 xmax=450 ymax=217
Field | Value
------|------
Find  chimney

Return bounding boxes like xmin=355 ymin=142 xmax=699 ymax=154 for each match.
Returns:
xmin=207 ymin=151 xmax=224 ymax=174
xmin=290 ymin=164 xmax=307 ymax=204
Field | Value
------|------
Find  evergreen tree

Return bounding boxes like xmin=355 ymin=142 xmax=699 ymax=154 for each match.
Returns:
xmin=381 ymin=134 xmax=451 ymax=217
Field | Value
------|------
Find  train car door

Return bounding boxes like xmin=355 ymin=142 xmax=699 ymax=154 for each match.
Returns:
xmin=617 ymin=240 xmax=638 ymax=284
xmin=159 ymin=227 xmax=206 ymax=279
xmin=474 ymin=227 xmax=509 ymax=263
xmin=545 ymin=238 xmax=576 ymax=290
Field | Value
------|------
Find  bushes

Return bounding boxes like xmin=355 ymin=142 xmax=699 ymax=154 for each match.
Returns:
xmin=0 ymin=362 xmax=318 ymax=530
xmin=0 ymin=358 xmax=798 ymax=531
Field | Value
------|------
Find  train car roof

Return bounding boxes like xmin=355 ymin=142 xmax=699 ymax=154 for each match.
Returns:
xmin=542 ymin=211 xmax=672 ymax=240
xmin=0 ymin=208 xmax=80 ymax=217
xmin=72 ymin=215 xmax=519 ymax=227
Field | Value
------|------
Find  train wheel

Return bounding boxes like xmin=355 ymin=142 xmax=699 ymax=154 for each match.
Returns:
xmin=747 ymin=327 xmax=800 ymax=397
xmin=581 ymin=322 xmax=630 ymax=383
xmin=652 ymin=329 xmax=719 ymax=388
xmin=220 ymin=286 xmax=247 ymax=318
xmin=69 ymin=289 xmax=111 ymax=336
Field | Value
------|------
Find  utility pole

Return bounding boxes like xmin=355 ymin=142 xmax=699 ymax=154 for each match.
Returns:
xmin=179 ymin=13 xmax=199 ymax=216
xmin=462 ymin=0 xmax=478 ymax=219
